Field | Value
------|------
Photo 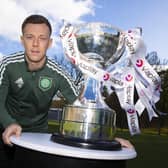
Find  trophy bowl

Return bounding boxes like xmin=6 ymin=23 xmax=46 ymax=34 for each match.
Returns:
xmin=51 ymin=22 xmax=125 ymax=150
xmin=76 ymin=22 xmax=125 ymax=67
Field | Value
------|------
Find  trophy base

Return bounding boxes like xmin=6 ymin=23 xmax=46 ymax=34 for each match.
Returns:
xmin=50 ymin=133 xmax=121 ymax=151
xmin=54 ymin=105 xmax=119 ymax=150
xmin=60 ymin=105 xmax=116 ymax=141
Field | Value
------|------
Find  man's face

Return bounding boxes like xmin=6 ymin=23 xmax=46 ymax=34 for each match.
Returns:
xmin=21 ymin=23 xmax=52 ymax=63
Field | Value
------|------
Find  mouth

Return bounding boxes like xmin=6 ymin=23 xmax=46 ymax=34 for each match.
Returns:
xmin=31 ymin=50 xmax=40 ymax=54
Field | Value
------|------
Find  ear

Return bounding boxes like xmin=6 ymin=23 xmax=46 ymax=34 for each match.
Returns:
xmin=48 ymin=38 xmax=53 ymax=48
xmin=20 ymin=35 xmax=24 ymax=45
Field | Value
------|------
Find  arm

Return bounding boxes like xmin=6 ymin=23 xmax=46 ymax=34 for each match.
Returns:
xmin=58 ymin=69 xmax=84 ymax=104
xmin=0 ymin=61 xmax=17 ymax=127
xmin=0 ymin=60 xmax=22 ymax=145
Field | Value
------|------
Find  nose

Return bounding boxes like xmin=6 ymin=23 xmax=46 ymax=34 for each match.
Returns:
xmin=32 ymin=37 xmax=39 ymax=47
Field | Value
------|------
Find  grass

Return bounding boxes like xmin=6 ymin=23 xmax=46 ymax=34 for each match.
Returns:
xmin=116 ymin=129 xmax=168 ymax=168
xmin=48 ymin=120 xmax=168 ymax=168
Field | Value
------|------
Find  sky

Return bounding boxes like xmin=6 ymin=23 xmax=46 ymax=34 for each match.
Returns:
xmin=0 ymin=0 xmax=167 ymax=61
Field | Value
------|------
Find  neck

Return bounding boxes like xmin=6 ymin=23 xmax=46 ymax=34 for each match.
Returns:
xmin=26 ymin=57 xmax=46 ymax=71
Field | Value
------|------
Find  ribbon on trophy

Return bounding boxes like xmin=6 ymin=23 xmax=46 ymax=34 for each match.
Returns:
xmin=60 ymin=23 xmax=161 ymax=135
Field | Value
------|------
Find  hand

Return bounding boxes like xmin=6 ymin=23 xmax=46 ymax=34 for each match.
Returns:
xmin=115 ymin=137 xmax=134 ymax=149
xmin=2 ymin=123 xmax=22 ymax=146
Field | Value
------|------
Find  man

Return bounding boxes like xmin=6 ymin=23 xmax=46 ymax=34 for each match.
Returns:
xmin=0 ymin=14 xmax=83 ymax=162
xmin=0 ymin=14 xmax=134 ymax=164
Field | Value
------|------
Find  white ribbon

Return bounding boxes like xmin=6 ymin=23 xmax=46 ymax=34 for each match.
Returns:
xmin=60 ymin=23 xmax=161 ymax=135
xmin=115 ymin=66 xmax=141 ymax=135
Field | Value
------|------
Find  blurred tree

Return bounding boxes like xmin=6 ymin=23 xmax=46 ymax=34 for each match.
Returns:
xmin=146 ymin=51 xmax=160 ymax=65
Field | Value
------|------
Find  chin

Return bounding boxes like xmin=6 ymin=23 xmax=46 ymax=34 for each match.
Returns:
xmin=26 ymin=53 xmax=45 ymax=62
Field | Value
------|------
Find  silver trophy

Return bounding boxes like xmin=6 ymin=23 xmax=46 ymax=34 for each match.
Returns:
xmin=52 ymin=22 xmax=126 ymax=150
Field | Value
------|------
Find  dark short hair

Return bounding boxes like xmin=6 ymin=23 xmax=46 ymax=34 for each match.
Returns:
xmin=21 ymin=14 xmax=52 ymax=36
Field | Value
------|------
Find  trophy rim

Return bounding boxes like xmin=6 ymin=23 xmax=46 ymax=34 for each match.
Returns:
xmin=74 ymin=22 xmax=123 ymax=33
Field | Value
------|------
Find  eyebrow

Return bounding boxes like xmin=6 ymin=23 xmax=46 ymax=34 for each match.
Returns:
xmin=23 ymin=33 xmax=49 ymax=37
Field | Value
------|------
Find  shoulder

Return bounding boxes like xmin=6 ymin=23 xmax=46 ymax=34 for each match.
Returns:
xmin=46 ymin=58 xmax=76 ymax=83
xmin=46 ymin=58 xmax=69 ymax=76
xmin=1 ymin=51 xmax=25 ymax=66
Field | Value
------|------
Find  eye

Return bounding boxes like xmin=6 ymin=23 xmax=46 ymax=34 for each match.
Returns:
xmin=24 ymin=35 xmax=33 ymax=40
xmin=39 ymin=36 xmax=49 ymax=41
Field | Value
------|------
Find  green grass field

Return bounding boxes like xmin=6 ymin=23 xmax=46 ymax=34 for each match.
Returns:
xmin=115 ymin=130 xmax=168 ymax=168
xmin=48 ymin=121 xmax=168 ymax=168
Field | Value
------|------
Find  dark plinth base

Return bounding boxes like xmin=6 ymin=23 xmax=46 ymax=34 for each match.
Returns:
xmin=12 ymin=146 xmax=126 ymax=168
xmin=51 ymin=133 xmax=121 ymax=151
